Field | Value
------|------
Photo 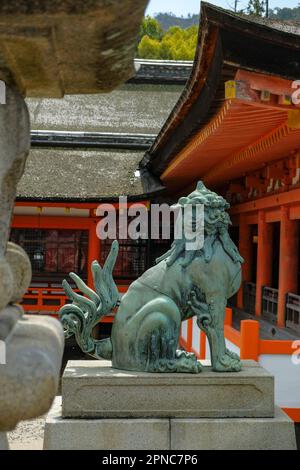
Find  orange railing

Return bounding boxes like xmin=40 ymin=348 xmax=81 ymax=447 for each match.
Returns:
xmin=179 ymin=308 xmax=295 ymax=361
xmin=21 ymin=282 xmax=130 ymax=321
xmin=21 ymin=284 xmax=75 ymax=316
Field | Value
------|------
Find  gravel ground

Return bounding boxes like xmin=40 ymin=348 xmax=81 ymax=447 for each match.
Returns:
xmin=7 ymin=415 xmax=46 ymax=450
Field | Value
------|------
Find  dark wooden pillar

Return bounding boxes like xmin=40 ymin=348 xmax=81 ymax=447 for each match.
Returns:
xmin=278 ymin=207 xmax=299 ymax=327
xmin=255 ymin=210 xmax=273 ymax=316
xmin=237 ymin=214 xmax=253 ymax=309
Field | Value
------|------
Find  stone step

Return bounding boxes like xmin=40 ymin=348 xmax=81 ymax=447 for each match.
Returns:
xmin=44 ymin=398 xmax=296 ymax=450
xmin=45 ymin=397 xmax=169 ymax=451
xmin=171 ymin=409 xmax=297 ymax=450
xmin=0 ymin=432 xmax=8 ymax=450
xmin=62 ymin=359 xmax=274 ymax=419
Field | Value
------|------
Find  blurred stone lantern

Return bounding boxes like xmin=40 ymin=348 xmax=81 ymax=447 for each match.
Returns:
xmin=0 ymin=0 xmax=149 ymax=449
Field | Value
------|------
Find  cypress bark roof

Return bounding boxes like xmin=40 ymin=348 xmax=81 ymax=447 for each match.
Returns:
xmin=26 ymin=84 xmax=183 ymax=135
xmin=17 ymin=148 xmax=145 ymax=201
xmin=19 ymin=62 xmax=189 ymax=201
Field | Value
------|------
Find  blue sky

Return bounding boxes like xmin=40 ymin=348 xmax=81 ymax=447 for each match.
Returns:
xmin=146 ymin=0 xmax=299 ymax=16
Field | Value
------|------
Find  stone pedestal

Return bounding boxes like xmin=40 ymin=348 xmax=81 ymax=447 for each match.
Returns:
xmin=0 ymin=432 xmax=8 ymax=450
xmin=62 ymin=360 xmax=274 ymax=419
xmin=44 ymin=360 xmax=297 ymax=450
xmin=45 ymin=398 xmax=170 ymax=451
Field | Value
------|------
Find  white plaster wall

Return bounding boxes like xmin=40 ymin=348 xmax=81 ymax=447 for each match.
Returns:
xmin=192 ymin=316 xmax=200 ymax=354
xmin=225 ymin=339 xmax=240 ymax=357
xmin=259 ymin=354 xmax=300 ymax=408
xmin=181 ymin=320 xmax=188 ymax=341
xmin=204 ymin=338 xmax=240 ymax=360
xmin=205 ymin=337 xmax=210 ymax=360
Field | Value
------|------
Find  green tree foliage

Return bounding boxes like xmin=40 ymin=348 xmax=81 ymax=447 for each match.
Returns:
xmin=269 ymin=6 xmax=300 ymax=20
xmin=138 ymin=36 xmax=161 ymax=60
xmin=139 ymin=16 xmax=163 ymax=42
xmin=137 ymin=23 xmax=198 ymax=61
xmin=155 ymin=12 xmax=200 ymax=30
xmin=137 ymin=1 xmax=300 ymax=61
xmin=142 ymin=6 xmax=300 ymax=27
xmin=247 ymin=0 xmax=266 ymax=16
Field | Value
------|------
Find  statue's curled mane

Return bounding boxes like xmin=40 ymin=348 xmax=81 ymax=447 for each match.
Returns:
xmin=156 ymin=182 xmax=244 ymax=268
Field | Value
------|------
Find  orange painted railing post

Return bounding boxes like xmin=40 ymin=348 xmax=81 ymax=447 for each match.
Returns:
xmin=237 ymin=216 xmax=252 ymax=309
xmin=240 ymin=319 xmax=260 ymax=361
xmin=199 ymin=331 xmax=206 ymax=360
xmin=255 ymin=210 xmax=273 ymax=316
xmin=187 ymin=318 xmax=193 ymax=350
xmin=88 ymin=218 xmax=101 ymax=288
xmin=278 ymin=206 xmax=299 ymax=327
xmin=224 ymin=307 xmax=232 ymax=326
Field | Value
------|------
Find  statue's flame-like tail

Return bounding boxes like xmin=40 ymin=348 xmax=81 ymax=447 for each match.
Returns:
xmin=58 ymin=240 xmax=120 ymax=360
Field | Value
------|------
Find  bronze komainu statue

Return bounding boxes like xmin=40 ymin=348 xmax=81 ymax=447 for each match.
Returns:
xmin=59 ymin=182 xmax=243 ymax=373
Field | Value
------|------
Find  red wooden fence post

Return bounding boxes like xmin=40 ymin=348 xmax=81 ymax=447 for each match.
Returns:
xmin=187 ymin=318 xmax=193 ymax=350
xmin=88 ymin=218 xmax=101 ymax=288
xmin=240 ymin=319 xmax=260 ymax=361
xmin=224 ymin=307 xmax=233 ymax=326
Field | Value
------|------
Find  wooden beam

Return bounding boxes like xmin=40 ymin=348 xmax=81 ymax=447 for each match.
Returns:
xmin=235 ymin=70 xmax=295 ymax=97
xmin=12 ymin=215 xmax=94 ymax=230
xmin=288 ymin=110 xmax=300 ymax=129
xmin=231 ymin=186 xmax=300 ymax=216
xmin=225 ymin=74 xmax=300 ymax=112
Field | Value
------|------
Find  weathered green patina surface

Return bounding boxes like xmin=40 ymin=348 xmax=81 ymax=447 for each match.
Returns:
xmin=59 ymin=182 xmax=244 ymax=373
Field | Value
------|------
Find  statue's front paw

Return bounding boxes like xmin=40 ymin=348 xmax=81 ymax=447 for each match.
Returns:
xmin=177 ymin=355 xmax=202 ymax=373
xmin=175 ymin=349 xmax=202 ymax=373
xmin=173 ymin=352 xmax=202 ymax=373
xmin=213 ymin=354 xmax=242 ymax=372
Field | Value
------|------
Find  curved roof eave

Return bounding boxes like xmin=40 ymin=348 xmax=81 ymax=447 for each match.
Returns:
xmin=142 ymin=2 xmax=300 ymax=178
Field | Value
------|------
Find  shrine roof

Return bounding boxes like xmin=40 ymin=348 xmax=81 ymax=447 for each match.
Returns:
xmin=19 ymin=61 xmax=189 ymax=202
xmin=17 ymin=148 xmax=146 ymax=201
xmin=236 ymin=12 xmax=300 ymax=35
xmin=141 ymin=2 xmax=300 ymax=185
xmin=26 ymin=83 xmax=183 ymax=136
